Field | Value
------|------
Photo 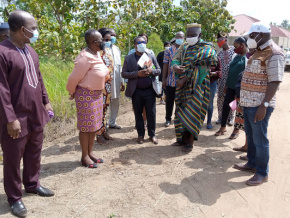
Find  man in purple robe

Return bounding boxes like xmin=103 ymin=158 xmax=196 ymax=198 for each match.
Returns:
xmin=0 ymin=10 xmax=54 ymax=217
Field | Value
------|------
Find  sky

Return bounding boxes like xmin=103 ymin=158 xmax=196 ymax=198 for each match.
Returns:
xmin=226 ymin=0 xmax=290 ymax=25
xmin=173 ymin=0 xmax=290 ymax=26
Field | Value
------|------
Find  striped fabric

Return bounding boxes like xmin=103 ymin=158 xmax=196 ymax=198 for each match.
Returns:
xmin=16 ymin=47 xmax=38 ymax=88
xmin=173 ymin=41 xmax=217 ymax=141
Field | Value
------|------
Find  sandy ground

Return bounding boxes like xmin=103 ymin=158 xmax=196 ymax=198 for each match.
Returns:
xmin=0 ymin=73 xmax=290 ymax=218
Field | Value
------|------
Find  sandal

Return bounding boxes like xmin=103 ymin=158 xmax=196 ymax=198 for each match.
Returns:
xmin=233 ymin=145 xmax=247 ymax=152
xmin=215 ymin=129 xmax=227 ymax=136
xmin=81 ymin=159 xmax=98 ymax=168
xmin=90 ymin=156 xmax=104 ymax=164
xmin=182 ymin=144 xmax=193 ymax=152
xmin=96 ymin=135 xmax=107 ymax=144
xmin=171 ymin=141 xmax=184 ymax=146
xmin=102 ymin=132 xmax=113 ymax=140
xmin=229 ymin=132 xmax=240 ymax=139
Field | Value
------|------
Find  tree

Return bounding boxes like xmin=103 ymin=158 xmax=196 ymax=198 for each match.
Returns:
xmin=280 ymin=20 xmax=290 ymax=30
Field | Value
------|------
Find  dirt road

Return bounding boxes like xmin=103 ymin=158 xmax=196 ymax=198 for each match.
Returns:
xmin=1 ymin=73 xmax=290 ymax=218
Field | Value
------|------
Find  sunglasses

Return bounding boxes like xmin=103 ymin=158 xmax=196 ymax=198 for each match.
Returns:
xmin=137 ymin=41 xmax=147 ymax=44
xmin=103 ymin=39 xmax=112 ymax=42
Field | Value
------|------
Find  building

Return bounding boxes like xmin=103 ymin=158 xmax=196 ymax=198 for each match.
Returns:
xmin=229 ymin=14 xmax=290 ymax=49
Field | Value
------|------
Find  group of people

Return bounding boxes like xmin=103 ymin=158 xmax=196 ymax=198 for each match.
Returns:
xmin=0 ymin=9 xmax=285 ymax=218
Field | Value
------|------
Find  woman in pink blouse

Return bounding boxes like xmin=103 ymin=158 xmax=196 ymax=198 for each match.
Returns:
xmin=66 ymin=29 xmax=109 ymax=168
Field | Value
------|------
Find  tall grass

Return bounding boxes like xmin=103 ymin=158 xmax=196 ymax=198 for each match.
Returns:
xmin=40 ymin=57 xmax=76 ymax=120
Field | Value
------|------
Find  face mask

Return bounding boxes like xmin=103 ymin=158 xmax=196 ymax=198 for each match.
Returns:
xmin=175 ymin=39 xmax=184 ymax=45
xmin=137 ymin=43 xmax=146 ymax=53
xmin=234 ymin=44 xmax=244 ymax=54
xmin=104 ymin=41 xmax=111 ymax=48
xmin=111 ymin=36 xmax=116 ymax=44
xmin=217 ymin=39 xmax=226 ymax=48
xmin=247 ymin=34 xmax=261 ymax=49
xmin=165 ymin=46 xmax=170 ymax=50
xmin=24 ymin=27 xmax=39 ymax=43
xmin=186 ymin=37 xmax=199 ymax=46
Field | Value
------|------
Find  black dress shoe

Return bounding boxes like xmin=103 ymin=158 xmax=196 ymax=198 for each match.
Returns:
xmin=137 ymin=136 xmax=144 ymax=144
xmin=11 ymin=200 xmax=27 ymax=218
xmin=26 ymin=186 xmax=55 ymax=197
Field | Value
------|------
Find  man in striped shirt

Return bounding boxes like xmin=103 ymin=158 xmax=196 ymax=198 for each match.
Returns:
xmin=233 ymin=22 xmax=285 ymax=186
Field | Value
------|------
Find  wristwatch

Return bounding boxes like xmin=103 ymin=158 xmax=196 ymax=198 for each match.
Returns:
xmin=263 ymin=102 xmax=269 ymax=108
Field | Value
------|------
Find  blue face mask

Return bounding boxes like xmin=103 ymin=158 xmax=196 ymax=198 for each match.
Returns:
xmin=137 ymin=43 xmax=146 ymax=53
xmin=104 ymin=41 xmax=111 ymax=48
xmin=24 ymin=27 xmax=39 ymax=43
xmin=111 ymin=36 xmax=116 ymax=44
xmin=175 ymin=39 xmax=184 ymax=45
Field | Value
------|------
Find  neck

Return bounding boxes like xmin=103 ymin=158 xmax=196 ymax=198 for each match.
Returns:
xmin=223 ymin=43 xmax=229 ymax=50
xmin=87 ymin=46 xmax=98 ymax=54
xmin=135 ymin=50 xmax=143 ymax=56
xmin=9 ymin=35 xmax=26 ymax=49
xmin=241 ymin=49 xmax=248 ymax=56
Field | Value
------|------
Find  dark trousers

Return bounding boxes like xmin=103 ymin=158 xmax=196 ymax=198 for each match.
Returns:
xmin=132 ymin=87 xmax=156 ymax=137
xmin=221 ymin=87 xmax=236 ymax=127
xmin=1 ymin=130 xmax=43 ymax=205
xmin=165 ymin=86 xmax=176 ymax=122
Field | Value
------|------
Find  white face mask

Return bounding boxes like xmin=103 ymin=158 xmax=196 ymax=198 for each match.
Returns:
xmin=165 ymin=46 xmax=170 ymax=50
xmin=137 ymin=43 xmax=146 ymax=53
xmin=24 ymin=27 xmax=39 ymax=43
xmin=247 ymin=33 xmax=261 ymax=49
xmin=186 ymin=37 xmax=199 ymax=46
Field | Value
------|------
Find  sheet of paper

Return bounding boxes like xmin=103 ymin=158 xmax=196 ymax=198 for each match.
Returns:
xmin=137 ymin=52 xmax=150 ymax=69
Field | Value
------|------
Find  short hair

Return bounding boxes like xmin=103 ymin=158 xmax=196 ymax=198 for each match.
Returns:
xmin=164 ymin=41 xmax=170 ymax=47
xmin=234 ymin=36 xmax=248 ymax=47
xmin=138 ymin=33 xmax=148 ymax=42
xmin=133 ymin=36 xmax=145 ymax=44
xmin=8 ymin=10 xmax=27 ymax=32
xmin=98 ymin=28 xmax=111 ymax=38
xmin=84 ymin=29 xmax=98 ymax=44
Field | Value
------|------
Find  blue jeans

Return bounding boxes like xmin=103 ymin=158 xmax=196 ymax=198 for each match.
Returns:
xmin=244 ymin=106 xmax=274 ymax=177
xmin=207 ymin=81 xmax=217 ymax=124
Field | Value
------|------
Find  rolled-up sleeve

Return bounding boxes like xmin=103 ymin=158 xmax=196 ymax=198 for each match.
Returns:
xmin=266 ymin=54 xmax=285 ymax=82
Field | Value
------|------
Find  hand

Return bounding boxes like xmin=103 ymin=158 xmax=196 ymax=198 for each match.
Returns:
xmin=120 ymin=83 xmax=125 ymax=92
xmin=68 ymin=93 xmax=74 ymax=100
xmin=138 ymin=69 xmax=149 ymax=77
xmin=162 ymin=80 xmax=166 ymax=89
xmin=144 ymin=60 xmax=153 ymax=69
xmin=176 ymin=77 xmax=188 ymax=88
xmin=146 ymin=68 xmax=153 ymax=75
xmin=7 ymin=120 xmax=21 ymax=139
xmin=210 ymin=71 xmax=217 ymax=77
xmin=223 ymin=86 xmax=227 ymax=94
xmin=45 ymin=103 xmax=53 ymax=112
xmin=173 ymin=65 xmax=185 ymax=75
xmin=254 ymin=105 xmax=267 ymax=122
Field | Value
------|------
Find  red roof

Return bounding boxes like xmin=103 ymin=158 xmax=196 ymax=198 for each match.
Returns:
xmin=229 ymin=14 xmax=290 ymax=38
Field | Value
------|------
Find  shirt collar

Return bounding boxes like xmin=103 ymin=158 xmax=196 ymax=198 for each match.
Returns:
xmin=259 ymin=39 xmax=272 ymax=50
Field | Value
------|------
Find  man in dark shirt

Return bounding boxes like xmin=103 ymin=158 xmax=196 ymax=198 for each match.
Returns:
xmin=156 ymin=41 xmax=171 ymax=104
xmin=0 ymin=22 xmax=9 ymax=41
xmin=0 ymin=10 xmax=54 ymax=217
xmin=122 ymin=36 xmax=161 ymax=144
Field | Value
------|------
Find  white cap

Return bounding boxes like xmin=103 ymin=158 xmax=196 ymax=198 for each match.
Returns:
xmin=244 ymin=22 xmax=271 ymax=36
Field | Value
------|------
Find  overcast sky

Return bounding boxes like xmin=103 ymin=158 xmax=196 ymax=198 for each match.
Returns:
xmin=226 ymin=0 xmax=290 ymax=25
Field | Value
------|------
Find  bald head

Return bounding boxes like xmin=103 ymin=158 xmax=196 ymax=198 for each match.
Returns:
xmin=8 ymin=10 xmax=35 ymax=32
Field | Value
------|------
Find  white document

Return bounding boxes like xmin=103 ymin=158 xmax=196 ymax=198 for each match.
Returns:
xmin=137 ymin=53 xmax=150 ymax=69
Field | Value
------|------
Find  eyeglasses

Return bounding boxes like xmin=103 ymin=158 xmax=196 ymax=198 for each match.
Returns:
xmin=137 ymin=41 xmax=147 ymax=44
xmin=103 ymin=39 xmax=112 ymax=42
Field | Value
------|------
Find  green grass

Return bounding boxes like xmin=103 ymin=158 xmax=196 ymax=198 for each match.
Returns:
xmin=40 ymin=57 xmax=76 ymax=120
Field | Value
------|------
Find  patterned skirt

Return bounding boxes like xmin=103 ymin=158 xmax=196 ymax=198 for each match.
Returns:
xmin=75 ymin=86 xmax=103 ymax=132
xmin=234 ymin=100 xmax=244 ymax=130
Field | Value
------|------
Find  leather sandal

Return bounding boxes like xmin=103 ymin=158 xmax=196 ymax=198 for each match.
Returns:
xmin=215 ymin=129 xmax=227 ymax=136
